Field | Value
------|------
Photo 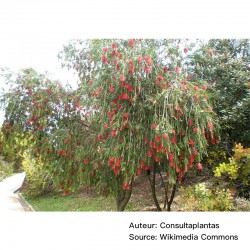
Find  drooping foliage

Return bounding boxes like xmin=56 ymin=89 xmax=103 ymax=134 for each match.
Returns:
xmin=1 ymin=39 xmax=219 ymax=211
xmin=59 ymin=39 xmax=219 ymax=210
xmin=190 ymin=39 xmax=250 ymax=149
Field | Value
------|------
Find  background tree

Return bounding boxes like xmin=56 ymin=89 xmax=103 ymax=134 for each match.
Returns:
xmin=0 ymin=68 xmax=94 ymax=195
xmin=189 ymin=39 xmax=250 ymax=151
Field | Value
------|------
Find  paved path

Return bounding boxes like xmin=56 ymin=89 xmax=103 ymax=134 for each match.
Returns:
xmin=0 ymin=172 xmax=32 ymax=212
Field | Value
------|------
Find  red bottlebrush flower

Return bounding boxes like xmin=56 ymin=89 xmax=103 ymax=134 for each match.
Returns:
xmin=205 ymin=131 xmax=210 ymax=139
xmin=169 ymin=160 xmax=175 ymax=167
xmin=127 ymin=84 xmax=133 ymax=92
xmin=109 ymin=87 xmax=115 ymax=93
xmin=202 ymin=85 xmax=208 ymax=90
xmin=138 ymin=55 xmax=143 ymax=63
xmin=149 ymin=141 xmax=156 ymax=148
xmin=152 ymin=123 xmax=158 ymax=128
xmin=136 ymin=168 xmax=142 ymax=175
xmin=116 ymin=65 xmax=121 ymax=71
xmin=103 ymin=47 xmax=108 ymax=53
xmin=119 ymin=137 xmax=123 ymax=143
xmin=59 ymin=150 xmax=66 ymax=156
xmin=123 ymin=123 xmax=129 ymax=129
xmin=210 ymin=138 xmax=217 ymax=144
xmin=97 ymin=134 xmax=104 ymax=141
xmin=145 ymin=56 xmax=151 ymax=63
xmin=176 ymin=167 xmax=181 ymax=173
xmin=115 ymin=160 xmax=121 ymax=167
xmin=112 ymin=43 xmax=117 ymax=49
xmin=111 ymin=129 xmax=118 ymax=137
xmin=175 ymin=67 xmax=181 ymax=73
xmin=119 ymin=93 xmax=129 ymax=100
xmin=144 ymin=66 xmax=150 ymax=74
xmin=102 ymin=56 xmax=107 ymax=63
xmin=163 ymin=134 xmax=169 ymax=139
xmin=197 ymin=163 xmax=203 ymax=170
xmin=123 ymin=112 xmax=129 ymax=118
xmin=155 ymin=135 xmax=161 ymax=142
xmin=143 ymin=165 xmax=150 ymax=171
xmin=84 ymin=157 xmax=89 ymax=164
xmin=181 ymin=85 xmax=187 ymax=91
xmin=120 ymin=75 xmax=126 ymax=82
xmin=140 ymin=161 xmax=145 ymax=167
xmin=184 ymin=47 xmax=188 ymax=53
xmin=144 ymin=137 xmax=148 ymax=143
xmin=114 ymin=166 xmax=120 ymax=175
xmin=169 ymin=154 xmax=175 ymax=160
xmin=109 ymin=156 xmax=115 ymax=166
xmin=122 ymin=183 xmax=130 ymax=190
xmin=193 ymin=127 xmax=199 ymax=133
xmin=162 ymin=83 xmax=167 ymax=89
xmin=178 ymin=173 xmax=183 ymax=182
xmin=192 ymin=149 xmax=198 ymax=156
xmin=188 ymin=139 xmax=195 ymax=147
xmin=158 ymin=75 xmax=164 ymax=81
xmin=188 ymin=119 xmax=194 ymax=127
xmin=170 ymin=136 xmax=177 ymax=144
xmin=193 ymin=94 xmax=199 ymax=100
xmin=147 ymin=150 xmax=153 ymax=157
xmin=188 ymin=155 xmax=195 ymax=165
xmin=154 ymin=157 xmax=160 ymax=162
xmin=129 ymin=65 xmax=135 ymax=75
xmin=86 ymin=185 xmax=91 ymax=191
xmin=163 ymin=67 xmax=168 ymax=73
xmin=208 ymin=122 xmax=214 ymax=129
xmin=129 ymin=39 xmax=135 ymax=47
xmin=63 ymin=190 xmax=69 ymax=195
xmin=193 ymin=86 xmax=199 ymax=90
xmin=208 ymin=49 xmax=213 ymax=56
xmin=104 ymin=124 xmax=108 ymax=129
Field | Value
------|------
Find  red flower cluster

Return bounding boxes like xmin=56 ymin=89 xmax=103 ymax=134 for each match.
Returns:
xmin=109 ymin=156 xmax=121 ymax=175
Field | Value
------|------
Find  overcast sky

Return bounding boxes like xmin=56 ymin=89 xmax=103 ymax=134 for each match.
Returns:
xmin=0 ymin=0 xmax=249 ymax=124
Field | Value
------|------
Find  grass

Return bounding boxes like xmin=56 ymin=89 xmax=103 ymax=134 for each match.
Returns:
xmin=23 ymin=192 xmax=134 ymax=212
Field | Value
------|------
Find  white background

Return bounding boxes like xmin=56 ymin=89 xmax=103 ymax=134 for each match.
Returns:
xmin=0 ymin=212 xmax=249 ymax=250
xmin=0 ymin=0 xmax=249 ymax=249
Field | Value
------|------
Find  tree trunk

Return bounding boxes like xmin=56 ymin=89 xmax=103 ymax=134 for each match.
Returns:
xmin=166 ymin=183 xmax=177 ymax=211
xmin=116 ymin=188 xmax=132 ymax=211
xmin=116 ymin=176 xmax=134 ymax=211
xmin=148 ymin=162 xmax=162 ymax=211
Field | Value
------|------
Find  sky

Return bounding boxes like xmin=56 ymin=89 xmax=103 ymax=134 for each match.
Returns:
xmin=0 ymin=0 xmax=249 ymax=124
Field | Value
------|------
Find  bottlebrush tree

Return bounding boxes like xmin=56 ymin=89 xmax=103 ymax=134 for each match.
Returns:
xmin=0 ymin=68 xmax=96 ymax=195
xmin=58 ymin=39 xmax=219 ymax=211
xmin=1 ymin=40 xmax=219 ymax=211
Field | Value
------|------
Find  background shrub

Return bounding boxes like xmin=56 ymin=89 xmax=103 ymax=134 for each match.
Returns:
xmin=20 ymin=152 xmax=55 ymax=197
xmin=179 ymin=183 xmax=234 ymax=211
xmin=214 ymin=143 xmax=250 ymax=199
xmin=0 ymin=156 xmax=14 ymax=181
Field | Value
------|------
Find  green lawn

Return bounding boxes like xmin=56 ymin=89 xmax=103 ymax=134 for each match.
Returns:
xmin=23 ymin=192 xmax=134 ymax=212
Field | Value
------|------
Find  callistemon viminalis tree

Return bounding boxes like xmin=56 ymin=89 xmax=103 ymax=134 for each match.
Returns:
xmin=59 ymin=39 xmax=219 ymax=211
xmin=0 ymin=68 xmax=96 ymax=196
